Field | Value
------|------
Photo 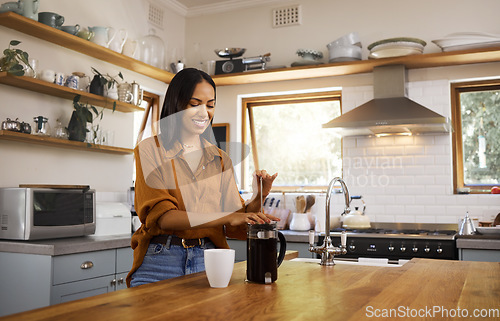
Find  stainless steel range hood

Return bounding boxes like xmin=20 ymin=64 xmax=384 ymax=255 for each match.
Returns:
xmin=323 ymin=65 xmax=452 ymax=137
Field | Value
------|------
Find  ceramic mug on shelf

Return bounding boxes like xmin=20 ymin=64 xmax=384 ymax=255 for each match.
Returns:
xmin=40 ymin=69 xmax=55 ymax=83
xmin=55 ymin=72 xmax=65 ymax=86
xmin=61 ymin=24 xmax=80 ymax=35
xmin=38 ymin=12 xmax=64 ymax=29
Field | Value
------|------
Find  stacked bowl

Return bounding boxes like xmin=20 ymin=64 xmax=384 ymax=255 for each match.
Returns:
xmin=327 ymin=32 xmax=362 ymax=62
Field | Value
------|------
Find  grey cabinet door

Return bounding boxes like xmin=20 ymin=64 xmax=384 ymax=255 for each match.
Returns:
xmin=51 ymin=275 xmax=115 ymax=304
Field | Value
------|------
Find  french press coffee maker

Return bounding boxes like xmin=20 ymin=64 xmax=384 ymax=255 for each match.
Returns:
xmin=246 ymin=222 xmax=287 ymax=284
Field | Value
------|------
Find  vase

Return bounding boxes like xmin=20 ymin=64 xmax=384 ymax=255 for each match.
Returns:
xmin=67 ymin=111 xmax=87 ymax=142
xmin=89 ymin=75 xmax=104 ymax=96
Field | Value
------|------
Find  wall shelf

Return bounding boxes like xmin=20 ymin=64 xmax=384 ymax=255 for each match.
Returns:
xmin=0 ymin=12 xmax=174 ymax=83
xmin=0 ymin=72 xmax=143 ymax=112
xmin=212 ymin=45 xmax=500 ymax=86
xmin=0 ymin=130 xmax=133 ymax=155
xmin=2 ymin=12 xmax=500 ymax=88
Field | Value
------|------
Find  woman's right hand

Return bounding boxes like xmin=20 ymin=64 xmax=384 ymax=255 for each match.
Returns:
xmin=226 ymin=211 xmax=280 ymax=227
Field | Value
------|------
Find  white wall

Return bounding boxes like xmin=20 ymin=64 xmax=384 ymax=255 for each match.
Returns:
xmin=0 ymin=0 xmax=184 ymax=197
xmin=184 ymin=0 xmax=500 ymax=68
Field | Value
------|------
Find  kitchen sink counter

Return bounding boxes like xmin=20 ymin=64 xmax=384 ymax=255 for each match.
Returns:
xmin=0 ymin=234 xmax=132 ymax=256
xmin=456 ymin=234 xmax=500 ymax=250
xmin=2 ymin=258 xmax=498 ymax=320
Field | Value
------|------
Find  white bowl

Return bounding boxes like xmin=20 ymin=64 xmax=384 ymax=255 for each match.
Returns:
xmin=328 ymin=45 xmax=362 ymax=62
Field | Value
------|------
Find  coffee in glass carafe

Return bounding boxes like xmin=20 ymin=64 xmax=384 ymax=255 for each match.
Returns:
xmin=246 ymin=222 xmax=287 ymax=284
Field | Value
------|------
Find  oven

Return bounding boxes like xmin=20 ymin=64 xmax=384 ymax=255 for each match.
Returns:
xmin=317 ymin=223 xmax=458 ymax=262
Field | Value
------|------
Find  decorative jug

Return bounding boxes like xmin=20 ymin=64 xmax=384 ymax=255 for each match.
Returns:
xmin=109 ymin=29 xmax=128 ymax=53
xmin=88 ymin=26 xmax=116 ymax=48
xmin=20 ymin=0 xmax=38 ymax=20
xmin=246 ymin=222 xmax=287 ymax=284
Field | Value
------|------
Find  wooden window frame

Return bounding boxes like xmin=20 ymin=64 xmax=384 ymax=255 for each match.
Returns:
xmin=451 ymin=79 xmax=500 ymax=194
xmin=241 ymin=91 xmax=342 ymax=191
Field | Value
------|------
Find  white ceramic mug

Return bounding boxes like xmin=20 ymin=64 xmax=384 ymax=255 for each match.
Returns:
xmin=40 ymin=69 xmax=55 ymax=83
xmin=55 ymin=72 xmax=65 ymax=86
xmin=204 ymin=249 xmax=235 ymax=288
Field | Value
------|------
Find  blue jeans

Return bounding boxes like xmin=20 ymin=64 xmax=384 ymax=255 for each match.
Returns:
xmin=130 ymin=236 xmax=215 ymax=287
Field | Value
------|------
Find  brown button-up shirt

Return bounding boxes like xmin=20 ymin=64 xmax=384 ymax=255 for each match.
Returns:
xmin=126 ymin=135 xmax=247 ymax=287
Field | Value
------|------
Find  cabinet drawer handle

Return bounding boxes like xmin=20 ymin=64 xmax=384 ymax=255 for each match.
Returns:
xmin=80 ymin=261 xmax=94 ymax=269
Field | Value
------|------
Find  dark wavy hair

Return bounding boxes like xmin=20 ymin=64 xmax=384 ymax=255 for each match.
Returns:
xmin=159 ymin=68 xmax=216 ymax=149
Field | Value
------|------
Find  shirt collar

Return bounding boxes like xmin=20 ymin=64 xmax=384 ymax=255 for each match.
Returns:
xmin=161 ymin=136 xmax=220 ymax=162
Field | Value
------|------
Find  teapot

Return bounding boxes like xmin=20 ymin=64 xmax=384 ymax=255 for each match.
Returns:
xmin=1 ymin=117 xmax=21 ymax=132
xmin=246 ymin=222 xmax=287 ymax=284
xmin=88 ymin=26 xmax=116 ymax=48
xmin=342 ymin=195 xmax=370 ymax=229
xmin=108 ymin=29 xmax=128 ymax=53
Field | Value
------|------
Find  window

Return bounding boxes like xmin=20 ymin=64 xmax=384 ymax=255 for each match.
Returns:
xmin=451 ymin=79 xmax=500 ymax=193
xmin=242 ymin=90 xmax=342 ymax=191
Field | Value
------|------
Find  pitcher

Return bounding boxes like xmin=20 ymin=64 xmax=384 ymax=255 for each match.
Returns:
xmin=20 ymin=0 xmax=39 ymax=20
xmin=109 ymin=29 xmax=128 ymax=53
xmin=88 ymin=26 xmax=116 ymax=48
xmin=247 ymin=222 xmax=286 ymax=284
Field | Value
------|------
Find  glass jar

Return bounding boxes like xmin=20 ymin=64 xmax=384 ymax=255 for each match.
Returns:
xmin=139 ymin=28 xmax=166 ymax=69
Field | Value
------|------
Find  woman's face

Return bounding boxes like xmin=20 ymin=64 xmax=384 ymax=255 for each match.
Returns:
xmin=180 ymin=80 xmax=216 ymax=138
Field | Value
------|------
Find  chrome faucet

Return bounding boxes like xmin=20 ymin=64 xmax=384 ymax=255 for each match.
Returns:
xmin=308 ymin=177 xmax=351 ymax=265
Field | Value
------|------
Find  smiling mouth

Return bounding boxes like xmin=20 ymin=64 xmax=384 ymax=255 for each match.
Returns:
xmin=192 ymin=119 xmax=208 ymax=127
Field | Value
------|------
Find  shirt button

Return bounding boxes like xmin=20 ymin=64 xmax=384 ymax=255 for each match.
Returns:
xmin=192 ymin=176 xmax=195 ymax=180
xmin=202 ymin=166 xmax=206 ymax=170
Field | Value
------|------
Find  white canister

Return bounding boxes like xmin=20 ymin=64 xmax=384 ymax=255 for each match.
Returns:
xmin=289 ymin=212 xmax=311 ymax=231
xmin=64 ymin=74 xmax=79 ymax=90
xmin=55 ymin=72 xmax=65 ymax=86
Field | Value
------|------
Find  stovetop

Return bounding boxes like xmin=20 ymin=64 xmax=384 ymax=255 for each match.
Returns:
xmin=328 ymin=223 xmax=458 ymax=240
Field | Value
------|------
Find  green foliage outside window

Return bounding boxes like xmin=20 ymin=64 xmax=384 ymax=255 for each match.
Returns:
xmin=460 ymin=89 xmax=500 ymax=185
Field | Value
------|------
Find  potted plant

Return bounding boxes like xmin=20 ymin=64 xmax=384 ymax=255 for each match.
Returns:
xmin=0 ymin=40 xmax=33 ymax=76
xmin=89 ymin=67 xmax=123 ymax=97
xmin=67 ymin=95 xmax=100 ymax=142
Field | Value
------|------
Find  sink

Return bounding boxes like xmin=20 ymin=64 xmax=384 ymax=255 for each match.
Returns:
xmin=291 ymin=257 xmax=408 ymax=267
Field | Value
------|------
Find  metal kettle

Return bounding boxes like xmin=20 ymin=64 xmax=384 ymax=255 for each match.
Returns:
xmin=458 ymin=212 xmax=476 ymax=235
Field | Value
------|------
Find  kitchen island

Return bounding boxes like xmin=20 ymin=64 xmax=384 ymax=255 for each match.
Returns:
xmin=1 ymin=258 xmax=498 ymax=320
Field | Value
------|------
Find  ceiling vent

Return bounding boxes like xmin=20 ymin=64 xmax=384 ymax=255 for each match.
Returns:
xmin=147 ymin=1 xmax=165 ymax=29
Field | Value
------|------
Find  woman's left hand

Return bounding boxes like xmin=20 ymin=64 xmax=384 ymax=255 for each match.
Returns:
xmin=253 ymin=170 xmax=277 ymax=199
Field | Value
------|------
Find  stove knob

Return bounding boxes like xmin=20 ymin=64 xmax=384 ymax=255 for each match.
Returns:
xmin=436 ymin=247 xmax=443 ymax=254
xmin=424 ymin=247 xmax=431 ymax=253
xmin=400 ymin=246 xmax=406 ymax=253
xmin=412 ymin=247 xmax=418 ymax=253
xmin=349 ymin=245 xmax=356 ymax=251
xmin=388 ymin=246 xmax=394 ymax=252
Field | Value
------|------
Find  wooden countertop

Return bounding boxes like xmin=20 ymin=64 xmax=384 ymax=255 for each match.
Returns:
xmin=2 ymin=258 xmax=499 ymax=321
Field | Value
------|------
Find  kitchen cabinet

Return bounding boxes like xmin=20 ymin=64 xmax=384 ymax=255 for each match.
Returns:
xmin=0 ymin=247 xmax=133 ymax=317
xmin=2 ymin=12 xmax=500 ymax=88
xmin=456 ymin=235 xmax=500 ymax=262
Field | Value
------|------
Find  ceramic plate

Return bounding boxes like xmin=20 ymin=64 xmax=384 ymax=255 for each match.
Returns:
xmin=476 ymin=227 xmax=500 ymax=235
xmin=369 ymin=45 xmax=423 ymax=59
xmin=438 ymin=41 xmax=500 ymax=52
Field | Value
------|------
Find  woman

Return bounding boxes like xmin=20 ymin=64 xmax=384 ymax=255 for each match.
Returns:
xmin=127 ymin=68 xmax=278 ymax=287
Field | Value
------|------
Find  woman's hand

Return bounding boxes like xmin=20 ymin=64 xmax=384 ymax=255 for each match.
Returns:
xmin=252 ymin=169 xmax=278 ymax=199
xmin=226 ymin=211 xmax=280 ymax=227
